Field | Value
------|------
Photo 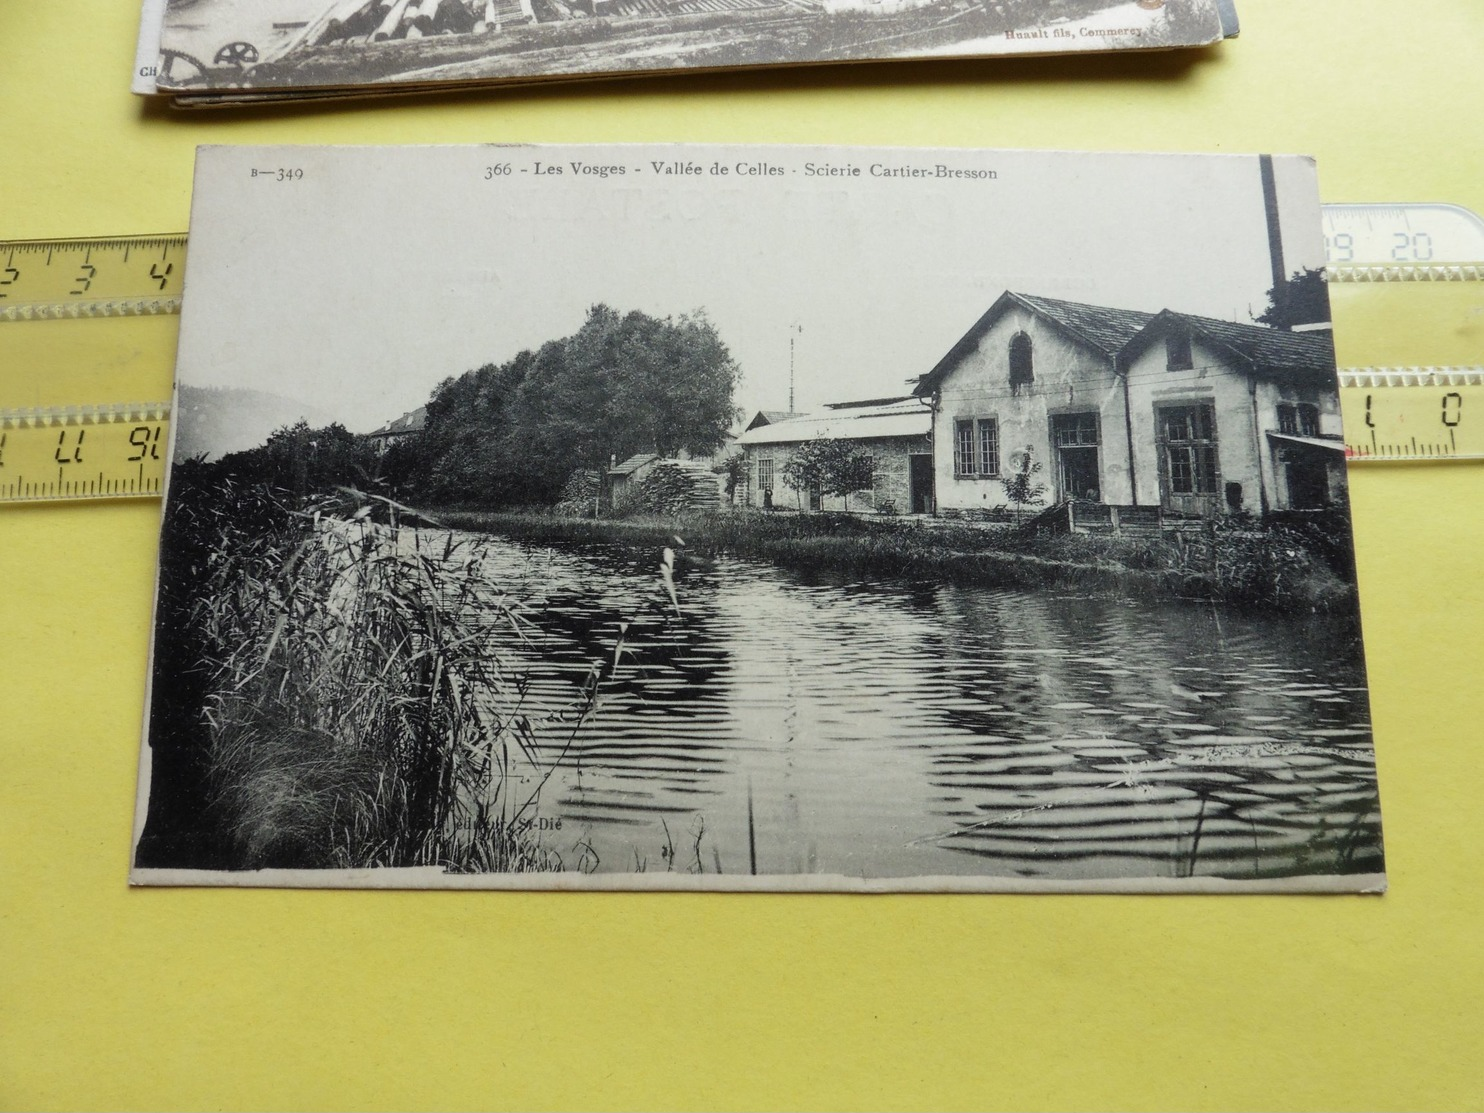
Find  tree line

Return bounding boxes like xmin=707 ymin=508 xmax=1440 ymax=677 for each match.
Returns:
xmin=393 ymin=304 xmax=739 ymax=507
xmin=213 ymin=304 xmax=742 ymax=508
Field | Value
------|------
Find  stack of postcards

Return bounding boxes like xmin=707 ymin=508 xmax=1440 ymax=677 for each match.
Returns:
xmin=132 ymin=0 xmax=1238 ymax=107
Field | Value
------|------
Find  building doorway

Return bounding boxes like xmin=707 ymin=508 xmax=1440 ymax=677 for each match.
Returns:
xmin=1283 ymin=450 xmax=1331 ymax=509
xmin=1050 ymin=412 xmax=1101 ymax=502
xmin=1156 ymin=402 xmax=1221 ymax=517
xmin=909 ymin=453 xmax=934 ymax=514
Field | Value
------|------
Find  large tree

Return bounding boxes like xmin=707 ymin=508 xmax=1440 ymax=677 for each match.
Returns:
xmin=1255 ymin=267 xmax=1330 ymax=330
xmin=405 ymin=305 xmax=741 ymax=506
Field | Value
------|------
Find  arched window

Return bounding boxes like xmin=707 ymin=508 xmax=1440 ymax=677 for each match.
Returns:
xmin=1009 ymin=331 xmax=1034 ymax=393
xmin=1166 ymin=331 xmax=1193 ymax=371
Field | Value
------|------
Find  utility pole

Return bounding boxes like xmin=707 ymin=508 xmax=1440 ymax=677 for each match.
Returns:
xmin=789 ymin=323 xmax=802 ymax=413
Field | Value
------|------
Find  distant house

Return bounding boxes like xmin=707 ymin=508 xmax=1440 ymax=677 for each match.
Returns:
xmin=736 ymin=397 xmax=934 ymax=513
xmin=912 ymin=291 xmax=1342 ymax=521
xmin=366 ymin=406 xmax=427 ymax=454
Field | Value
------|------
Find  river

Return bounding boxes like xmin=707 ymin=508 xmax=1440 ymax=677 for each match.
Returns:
xmin=457 ymin=530 xmax=1382 ymax=885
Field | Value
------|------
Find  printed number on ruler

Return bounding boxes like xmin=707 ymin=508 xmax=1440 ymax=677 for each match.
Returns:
xmin=1323 ymin=204 xmax=1484 ymax=281
xmin=0 ymin=405 xmax=170 ymax=502
xmin=1339 ymin=369 xmax=1484 ymax=461
xmin=0 ymin=235 xmax=186 ymax=318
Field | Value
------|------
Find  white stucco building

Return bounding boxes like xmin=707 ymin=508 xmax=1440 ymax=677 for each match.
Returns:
xmin=912 ymin=290 xmax=1343 ymax=520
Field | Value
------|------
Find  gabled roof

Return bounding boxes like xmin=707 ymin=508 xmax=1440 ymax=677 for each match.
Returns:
xmin=744 ymin=410 xmax=796 ymax=431
xmin=738 ymin=397 xmax=931 ymax=446
xmin=369 ymin=405 xmax=427 ymax=438
xmin=913 ymin=291 xmax=1155 ymax=396
xmin=1015 ymin=293 xmax=1157 ymax=356
xmin=609 ymin=452 xmax=659 ymax=476
xmin=1128 ymin=310 xmax=1335 ymax=376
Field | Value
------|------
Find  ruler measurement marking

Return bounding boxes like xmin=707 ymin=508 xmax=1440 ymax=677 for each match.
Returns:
xmin=1 ymin=228 xmax=1479 ymax=504
xmin=0 ymin=403 xmax=171 ymax=503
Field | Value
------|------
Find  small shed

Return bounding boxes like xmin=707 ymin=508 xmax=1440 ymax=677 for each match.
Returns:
xmin=607 ymin=452 xmax=661 ymax=503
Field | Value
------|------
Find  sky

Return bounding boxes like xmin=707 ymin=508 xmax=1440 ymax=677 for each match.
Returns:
xmin=176 ymin=144 xmax=1324 ymax=443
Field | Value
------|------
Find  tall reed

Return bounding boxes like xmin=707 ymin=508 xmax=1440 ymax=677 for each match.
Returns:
xmin=180 ymin=475 xmax=562 ymax=871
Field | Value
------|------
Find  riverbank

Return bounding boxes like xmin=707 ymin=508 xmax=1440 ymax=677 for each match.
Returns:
xmin=136 ymin=467 xmax=563 ymax=873
xmin=430 ymin=507 xmax=1359 ymax=613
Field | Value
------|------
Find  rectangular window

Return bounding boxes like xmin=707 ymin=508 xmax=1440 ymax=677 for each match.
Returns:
xmin=954 ymin=419 xmax=999 ymax=477
xmin=757 ymin=457 xmax=774 ymax=493
xmin=1051 ymin=412 xmax=1100 ymax=447
xmin=1277 ymin=402 xmax=1320 ymax=437
xmin=954 ymin=420 xmax=976 ymax=477
xmin=977 ymin=419 xmax=999 ymax=477
xmin=864 ymin=455 xmax=876 ymax=493
xmin=1161 ymin=404 xmax=1219 ymax=495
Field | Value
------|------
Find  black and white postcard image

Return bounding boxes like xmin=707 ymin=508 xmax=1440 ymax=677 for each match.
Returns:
xmin=132 ymin=144 xmax=1384 ymax=891
xmin=145 ymin=0 xmax=1232 ymax=95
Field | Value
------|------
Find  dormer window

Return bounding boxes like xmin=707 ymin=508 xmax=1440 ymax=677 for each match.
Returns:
xmin=1009 ymin=331 xmax=1034 ymax=393
xmin=1166 ymin=332 xmax=1193 ymax=372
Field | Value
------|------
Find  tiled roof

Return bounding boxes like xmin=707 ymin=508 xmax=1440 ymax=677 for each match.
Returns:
xmin=369 ymin=405 xmax=427 ymax=438
xmin=914 ymin=291 xmax=1154 ymax=395
xmin=914 ymin=291 xmax=1335 ymax=395
xmin=1150 ymin=311 xmax=1336 ymax=373
xmin=1012 ymin=294 xmax=1156 ymax=357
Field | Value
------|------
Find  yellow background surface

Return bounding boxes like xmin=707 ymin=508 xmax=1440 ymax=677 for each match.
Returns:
xmin=2 ymin=1 xmax=1482 ymax=1108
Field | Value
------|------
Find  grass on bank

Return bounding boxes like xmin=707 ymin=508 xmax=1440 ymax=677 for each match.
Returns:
xmin=150 ymin=466 xmax=574 ymax=872
xmin=431 ymin=506 xmax=1358 ymax=613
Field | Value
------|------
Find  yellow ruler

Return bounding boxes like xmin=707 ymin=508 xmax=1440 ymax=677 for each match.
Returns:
xmin=1337 ymin=369 xmax=1484 ymax=461
xmin=1 ymin=235 xmax=182 ymax=504
xmin=0 ymin=404 xmax=169 ymax=501
xmin=0 ymin=223 xmax=1479 ymax=505
xmin=1 ymin=234 xmax=185 ymax=318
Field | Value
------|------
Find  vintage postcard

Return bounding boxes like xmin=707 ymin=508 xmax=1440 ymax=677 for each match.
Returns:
xmin=132 ymin=144 xmax=1383 ymax=892
xmin=140 ymin=0 xmax=1236 ymax=100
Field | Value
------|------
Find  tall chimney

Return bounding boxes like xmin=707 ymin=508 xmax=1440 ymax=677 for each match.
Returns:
xmin=1259 ymin=154 xmax=1289 ymax=329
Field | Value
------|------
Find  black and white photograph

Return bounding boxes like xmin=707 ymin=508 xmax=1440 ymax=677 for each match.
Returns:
xmin=132 ymin=144 xmax=1384 ymax=891
xmin=140 ymin=0 xmax=1234 ymax=96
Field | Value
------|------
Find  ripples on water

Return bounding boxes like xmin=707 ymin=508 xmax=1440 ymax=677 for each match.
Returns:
xmin=457 ymin=531 xmax=1382 ymax=884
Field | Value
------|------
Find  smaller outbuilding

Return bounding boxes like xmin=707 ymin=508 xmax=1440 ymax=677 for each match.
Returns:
xmin=606 ymin=452 xmax=662 ymax=503
xmin=736 ymin=397 xmax=935 ymax=514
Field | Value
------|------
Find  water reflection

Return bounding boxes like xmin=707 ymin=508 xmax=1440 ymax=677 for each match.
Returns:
xmin=459 ymin=532 xmax=1382 ymax=883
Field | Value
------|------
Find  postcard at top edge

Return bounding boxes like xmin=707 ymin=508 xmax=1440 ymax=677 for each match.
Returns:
xmin=131 ymin=0 xmax=167 ymax=94
xmin=140 ymin=0 xmax=1235 ymax=98
xmin=132 ymin=144 xmax=1383 ymax=893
